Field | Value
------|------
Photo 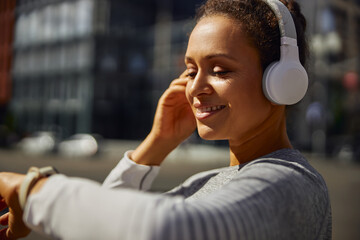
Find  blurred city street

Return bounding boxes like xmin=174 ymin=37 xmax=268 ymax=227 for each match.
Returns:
xmin=1 ymin=1 xmax=360 ymax=239
xmin=1 ymin=140 xmax=359 ymax=240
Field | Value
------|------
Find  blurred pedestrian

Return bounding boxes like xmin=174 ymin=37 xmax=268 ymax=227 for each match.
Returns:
xmin=0 ymin=0 xmax=331 ymax=239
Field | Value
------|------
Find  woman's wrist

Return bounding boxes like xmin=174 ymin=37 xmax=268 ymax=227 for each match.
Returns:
xmin=29 ymin=177 xmax=48 ymax=196
xmin=18 ymin=167 xmax=58 ymax=209
xmin=131 ymin=131 xmax=179 ymax=166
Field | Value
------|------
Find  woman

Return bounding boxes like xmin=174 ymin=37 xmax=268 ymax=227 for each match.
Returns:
xmin=0 ymin=0 xmax=331 ymax=239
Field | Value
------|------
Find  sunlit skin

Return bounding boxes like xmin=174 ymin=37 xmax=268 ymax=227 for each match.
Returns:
xmin=0 ymin=14 xmax=293 ymax=239
xmin=185 ymin=15 xmax=292 ymax=165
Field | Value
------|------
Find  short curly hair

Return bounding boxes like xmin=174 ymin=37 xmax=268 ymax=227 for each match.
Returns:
xmin=195 ymin=0 xmax=308 ymax=71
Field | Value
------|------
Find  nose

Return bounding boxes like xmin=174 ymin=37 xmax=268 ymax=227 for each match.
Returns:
xmin=187 ymin=71 xmax=213 ymax=97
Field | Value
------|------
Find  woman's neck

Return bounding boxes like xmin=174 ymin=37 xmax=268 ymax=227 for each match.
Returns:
xmin=228 ymin=106 xmax=292 ymax=166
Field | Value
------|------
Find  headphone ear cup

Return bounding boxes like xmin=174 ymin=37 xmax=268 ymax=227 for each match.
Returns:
xmin=262 ymin=61 xmax=279 ymax=103
xmin=262 ymin=60 xmax=308 ymax=105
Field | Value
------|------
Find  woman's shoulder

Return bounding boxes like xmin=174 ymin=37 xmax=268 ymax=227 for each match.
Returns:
xmin=242 ymin=148 xmax=322 ymax=181
xmin=232 ymin=148 xmax=332 ymax=239
xmin=250 ymin=148 xmax=308 ymax=166
xmin=235 ymin=148 xmax=330 ymax=201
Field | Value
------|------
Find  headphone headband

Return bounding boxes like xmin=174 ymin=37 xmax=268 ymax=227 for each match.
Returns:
xmin=264 ymin=0 xmax=297 ymax=41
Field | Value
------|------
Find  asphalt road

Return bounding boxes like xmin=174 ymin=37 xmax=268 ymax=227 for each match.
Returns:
xmin=0 ymin=141 xmax=359 ymax=240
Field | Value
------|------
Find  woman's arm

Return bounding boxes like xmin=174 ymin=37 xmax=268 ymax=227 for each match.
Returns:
xmin=102 ymin=72 xmax=196 ymax=189
xmin=0 ymin=72 xmax=195 ymax=239
xmin=22 ymin=158 xmax=330 ymax=240
xmin=131 ymin=72 xmax=196 ymax=166
xmin=102 ymin=151 xmax=160 ymax=190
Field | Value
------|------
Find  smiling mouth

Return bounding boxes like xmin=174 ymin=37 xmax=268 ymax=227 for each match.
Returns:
xmin=195 ymin=105 xmax=226 ymax=119
xmin=197 ymin=105 xmax=225 ymax=113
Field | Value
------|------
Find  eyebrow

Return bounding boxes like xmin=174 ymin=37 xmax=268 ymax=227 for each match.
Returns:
xmin=185 ymin=53 xmax=238 ymax=63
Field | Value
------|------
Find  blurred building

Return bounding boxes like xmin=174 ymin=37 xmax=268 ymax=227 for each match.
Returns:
xmin=0 ymin=1 xmax=15 ymax=107
xmin=312 ymin=0 xmax=360 ymax=75
xmin=0 ymin=1 xmax=16 ymax=147
xmin=9 ymin=0 xmax=200 ymax=140
xmin=9 ymin=0 xmax=359 ymax=154
xmin=303 ymin=0 xmax=360 ymax=157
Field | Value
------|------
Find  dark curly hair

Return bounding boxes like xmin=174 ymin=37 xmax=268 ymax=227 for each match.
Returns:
xmin=195 ymin=0 xmax=308 ymax=71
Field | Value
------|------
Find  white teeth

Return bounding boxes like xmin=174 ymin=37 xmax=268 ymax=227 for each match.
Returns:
xmin=198 ymin=105 xmax=224 ymax=112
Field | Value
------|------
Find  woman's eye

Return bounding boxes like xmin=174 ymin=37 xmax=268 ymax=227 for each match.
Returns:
xmin=213 ymin=66 xmax=230 ymax=76
xmin=186 ymin=72 xmax=197 ymax=78
xmin=213 ymin=71 xmax=230 ymax=76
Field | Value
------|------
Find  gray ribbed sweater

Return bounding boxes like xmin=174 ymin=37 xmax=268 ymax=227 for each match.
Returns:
xmin=24 ymin=148 xmax=332 ymax=240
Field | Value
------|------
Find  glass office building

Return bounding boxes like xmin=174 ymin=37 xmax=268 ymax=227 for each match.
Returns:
xmin=10 ymin=0 xmax=200 ymax=140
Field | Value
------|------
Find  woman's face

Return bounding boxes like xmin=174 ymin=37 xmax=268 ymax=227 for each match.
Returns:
xmin=185 ymin=15 xmax=273 ymax=142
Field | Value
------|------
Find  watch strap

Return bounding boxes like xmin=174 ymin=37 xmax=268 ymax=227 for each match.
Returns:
xmin=19 ymin=166 xmax=58 ymax=210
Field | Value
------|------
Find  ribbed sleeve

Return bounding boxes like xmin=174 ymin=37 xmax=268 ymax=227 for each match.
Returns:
xmin=102 ymin=151 xmax=160 ymax=190
xmin=23 ymin=149 xmax=331 ymax=240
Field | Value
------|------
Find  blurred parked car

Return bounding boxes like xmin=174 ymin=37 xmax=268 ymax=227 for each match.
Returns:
xmin=18 ymin=131 xmax=56 ymax=155
xmin=58 ymin=134 xmax=101 ymax=158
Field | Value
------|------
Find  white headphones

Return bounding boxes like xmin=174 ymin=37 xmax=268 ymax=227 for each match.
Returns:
xmin=262 ymin=0 xmax=308 ymax=105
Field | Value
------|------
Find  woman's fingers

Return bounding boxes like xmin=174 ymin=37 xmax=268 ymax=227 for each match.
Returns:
xmin=160 ymin=85 xmax=189 ymax=107
xmin=0 ymin=228 xmax=9 ymax=240
xmin=0 ymin=212 xmax=9 ymax=226
xmin=169 ymin=70 xmax=189 ymax=87
xmin=0 ymin=199 xmax=7 ymax=212
xmin=169 ymin=78 xmax=188 ymax=87
xmin=0 ymin=227 xmax=18 ymax=240
xmin=179 ymin=69 xmax=188 ymax=78
xmin=166 ymin=84 xmax=187 ymax=95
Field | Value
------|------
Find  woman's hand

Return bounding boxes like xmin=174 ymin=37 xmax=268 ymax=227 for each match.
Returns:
xmin=131 ymin=71 xmax=196 ymax=165
xmin=0 ymin=172 xmax=30 ymax=240
xmin=152 ymin=70 xmax=196 ymax=143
